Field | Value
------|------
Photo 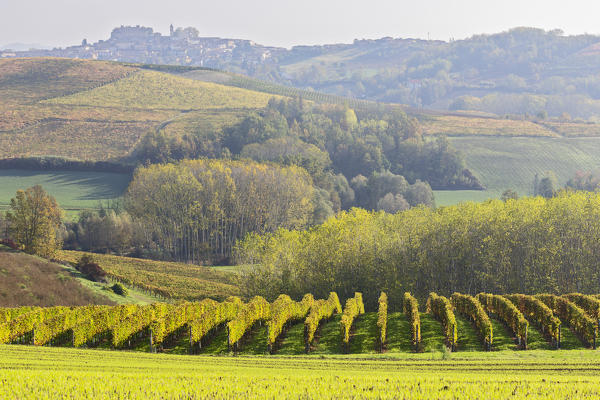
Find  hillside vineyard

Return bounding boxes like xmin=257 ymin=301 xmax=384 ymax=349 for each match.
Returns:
xmin=1 ymin=292 xmax=598 ymax=354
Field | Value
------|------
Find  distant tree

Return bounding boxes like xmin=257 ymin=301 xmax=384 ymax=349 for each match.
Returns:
xmin=537 ymin=172 xmax=559 ymax=198
xmin=0 ymin=212 xmax=8 ymax=239
xmin=566 ymin=171 xmax=600 ymax=192
xmin=501 ymin=189 xmax=519 ymax=201
xmin=405 ymin=180 xmax=435 ymax=207
xmin=6 ymin=185 xmax=63 ymax=258
xmin=376 ymin=193 xmax=409 ymax=213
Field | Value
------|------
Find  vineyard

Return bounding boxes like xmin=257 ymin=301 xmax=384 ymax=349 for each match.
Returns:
xmin=55 ymin=250 xmax=240 ymax=301
xmin=0 ymin=59 xmax=277 ymax=161
xmin=1 ymin=291 xmax=598 ymax=355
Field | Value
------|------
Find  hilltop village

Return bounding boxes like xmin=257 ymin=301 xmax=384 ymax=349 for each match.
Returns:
xmin=0 ymin=25 xmax=278 ymax=69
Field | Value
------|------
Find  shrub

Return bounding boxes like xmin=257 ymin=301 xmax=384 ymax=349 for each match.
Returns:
xmin=75 ymin=255 xmax=107 ymax=282
xmin=111 ymin=283 xmax=128 ymax=296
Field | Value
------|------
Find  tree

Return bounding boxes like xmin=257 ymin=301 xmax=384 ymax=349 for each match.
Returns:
xmin=6 ymin=185 xmax=63 ymax=258
xmin=0 ymin=212 xmax=8 ymax=239
xmin=537 ymin=171 xmax=559 ymax=198
xmin=377 ymin=193 xmax=409 ymax=213
xmin=405 ymin=180 xmax=435 ymax=207
xmin=501 ymin=189 xmax=519 ymax=201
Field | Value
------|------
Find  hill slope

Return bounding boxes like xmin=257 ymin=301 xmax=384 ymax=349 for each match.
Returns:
xmin=56 ymin=250 xmax=241 ymax=301
xmin=0 ymin=58 xmax=279 ymax=161
xmin=0 ymin=248 xmax=114 ymax=306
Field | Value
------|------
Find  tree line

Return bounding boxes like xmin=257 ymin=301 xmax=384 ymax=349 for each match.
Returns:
xmin=236 ymin=192 xmax=600 ymax=310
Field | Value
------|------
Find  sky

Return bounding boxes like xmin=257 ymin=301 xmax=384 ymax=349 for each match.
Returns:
xmin=2 ymin=0 xmax=600 ymax=49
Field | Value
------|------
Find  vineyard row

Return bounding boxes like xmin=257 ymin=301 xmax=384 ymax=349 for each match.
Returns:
xmin=0 ymin=292 xmax=598 ymax=353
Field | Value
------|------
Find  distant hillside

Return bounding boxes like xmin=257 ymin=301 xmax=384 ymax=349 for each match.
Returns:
xmin=0 ymin=248 xmax=114 ymax=307
xmin=0 ymin=58 xmax=280 ymax=161
xmin=5 ymin=57 xmax=600 ymax=206
xmin=0 ymin=58 xmax=381 ymax=163
xmin=7 ymin=26 xmax=600 ymax=120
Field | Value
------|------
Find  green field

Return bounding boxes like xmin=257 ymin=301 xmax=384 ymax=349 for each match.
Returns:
xmin=435 ymin=136 xmax=600 ymax=205
xmin=0 ymin=169 xmax=130 ymax=216
xmin=2 ymin=345 xmax=600 ymax=399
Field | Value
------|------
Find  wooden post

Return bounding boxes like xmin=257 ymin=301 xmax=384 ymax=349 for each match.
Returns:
xmin=227 ymin=326 xmax=231 ymax=352
xmin=557 ymin=326 xmax=561 ymax=349
xmin=304 ymin=325 xmax=309 ymax=353
xmin=149 ymin=328 xmax=154 ymax=353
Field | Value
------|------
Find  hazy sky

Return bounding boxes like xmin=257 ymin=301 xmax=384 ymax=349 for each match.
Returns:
xmin=2 ymin=0 xmax=600 ymax=48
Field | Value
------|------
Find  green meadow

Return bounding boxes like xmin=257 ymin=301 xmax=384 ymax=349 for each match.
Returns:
xmin=0 ymin=169 xmax=131 ymax=216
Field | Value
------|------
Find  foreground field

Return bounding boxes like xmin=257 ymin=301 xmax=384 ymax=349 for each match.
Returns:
xmin=1 ymin=345 xmax=600 ymax=399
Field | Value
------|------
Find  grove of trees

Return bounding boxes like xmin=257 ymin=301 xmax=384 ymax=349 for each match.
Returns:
xmin=133 ymin=98 xmax=479 ymax=221
xmin=123 ymin=159 xmax=315 ymax=263
xmin=236 ymin=192 xmax=600 ymax=310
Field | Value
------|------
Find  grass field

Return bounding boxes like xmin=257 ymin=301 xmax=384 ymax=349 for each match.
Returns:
xmin=0 ymin=169 xmax=131 ymax=216
xmin=2 ymin=345 xmax=600 ymax=399
xmin=56 ymin=250 xmax=240 ymax=301
xmin=434 ymin=136 xmax=600 ymax=205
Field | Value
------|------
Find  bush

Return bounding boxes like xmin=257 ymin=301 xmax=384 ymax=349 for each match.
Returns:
xmin=75 ymin=255 xmax=107 ymax=282
xmin=0 ymin=239 xmax=20 ymax=251
xmin=111 ymin=283 xmax=128 ymax=296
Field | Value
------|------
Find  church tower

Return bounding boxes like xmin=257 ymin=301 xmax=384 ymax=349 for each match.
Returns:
xmin=170 ymin=24 xmax=174 ymax=36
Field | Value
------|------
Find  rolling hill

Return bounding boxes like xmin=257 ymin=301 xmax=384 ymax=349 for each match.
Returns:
xmin=0 ymin=247 xmax=114 ymax=307
xmin=4 ymin=57 xmax=600 ymax=207
xmin=0 ymin=58 xmax=278 ymax=161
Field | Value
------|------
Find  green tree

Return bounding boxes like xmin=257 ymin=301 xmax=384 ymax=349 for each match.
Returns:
xmin=6 ymin=185 xmax=63 ymax=258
